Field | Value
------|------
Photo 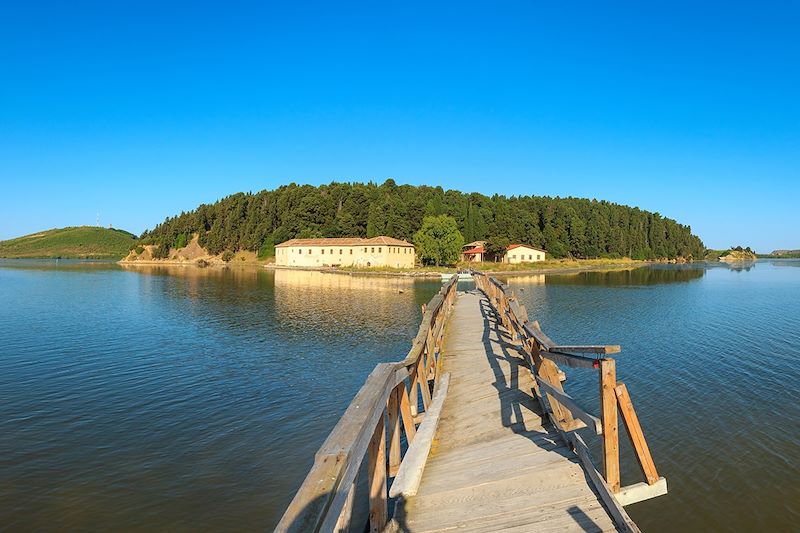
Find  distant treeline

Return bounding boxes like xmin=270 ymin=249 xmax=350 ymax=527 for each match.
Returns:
xmin=141 ymin=180 xmax=705 ymax=260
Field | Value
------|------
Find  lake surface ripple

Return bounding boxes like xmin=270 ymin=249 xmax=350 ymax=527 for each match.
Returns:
xmin=1 ymin=260 xmax=798 ymax=531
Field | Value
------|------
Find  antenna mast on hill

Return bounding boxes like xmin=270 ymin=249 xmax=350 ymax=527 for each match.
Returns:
xmin=96 ymin=212 xmax=100 ymax=227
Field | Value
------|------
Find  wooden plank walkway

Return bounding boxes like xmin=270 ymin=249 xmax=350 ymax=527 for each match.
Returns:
xmin=394 ymin=290 xmax=620 ymax=532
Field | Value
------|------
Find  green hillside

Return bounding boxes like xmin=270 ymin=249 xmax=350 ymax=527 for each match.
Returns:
xmin=0 ymin=226 xmax=138 ymax=259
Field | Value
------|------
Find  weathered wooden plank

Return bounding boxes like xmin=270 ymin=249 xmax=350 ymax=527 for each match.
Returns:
xmin=367 ymin=414 xmax=387 ymax=532
xmin=398 ymin=383 xmax=417 ymax=443
xmin=523 ymin=321 xmax=556 ymax=351
xmin=333 ymin=481 xmax=355 ymax=533
xmin=416 ymin=356 xmax=432 ymax=410
xmin=274 ymin=453 xmax=345 ymax=533
xmin=535 ymin=354 xmax=577 ymax=431
xmin=389 ymin=373 xmax=450 ymax=498
xmin=540 ymin=350 xmax=599 ymax=369
xmin=568 ymin=433 xmax=641 ymax=533
xmin=318 ymin=368 xmax=406 ymax=532
xmin=551 ymin=344 xmax=621 ymax=354
xmin=536 ymin=376 xmax=602 ymax=435
xmin=615 ymin=382 xmax=660 ymax=485
xmin=317 ymin=364 xmax=395 ymax=458
xmin=386 ymin=386 xmax=401 ymax=477
xmin=600 ymin=359 xmax=620 ymax=493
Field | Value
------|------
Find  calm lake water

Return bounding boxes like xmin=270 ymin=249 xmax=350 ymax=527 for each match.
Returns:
xmin=1 ymin=260 xmax=798 ymax=531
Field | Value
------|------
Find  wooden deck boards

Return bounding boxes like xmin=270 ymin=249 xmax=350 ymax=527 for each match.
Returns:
xmin=396 ymin=291 xmax=619 ymax=533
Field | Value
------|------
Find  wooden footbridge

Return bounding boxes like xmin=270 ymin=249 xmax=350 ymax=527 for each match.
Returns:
xmin=276 ymin=272 xmax=667 ymax=532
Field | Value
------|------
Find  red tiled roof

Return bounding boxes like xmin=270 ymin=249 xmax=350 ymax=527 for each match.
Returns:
xmin=463 ymin=246 xmax=485 ymax=255
xmin=276 ymin=236 xmax=414 ymax=248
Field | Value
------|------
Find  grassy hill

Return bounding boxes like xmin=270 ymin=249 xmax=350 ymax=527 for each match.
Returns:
xmin=0 ymin=226 xmax=138 ymax=259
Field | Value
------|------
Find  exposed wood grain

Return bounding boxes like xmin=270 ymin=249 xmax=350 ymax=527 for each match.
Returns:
xmin=551 ymin=344 xmax=622 ymax=354
xmin=615 ymin=382 xmax=659 ymax=485
xmin=416 ymin=356 xmax=432 ymax=410
xmin=367 ymin=414 xmax=387 ymax=532
xmin=386 ymin=387 xmax=401 ymax=477
xmin=388 ymin=373 xmax=450 ymax=498
xmin=600 ymin=359 xmax=620 ymax=493
xmin=333 ymin=481 xmax=355 ymax=533
xmin=536 ymin=376 xmax=603 ymax=434
xmin=274 ymin=453 xmax=345 ymax=533
xmin=398 ymin=383 xmax=417 ymax=444
xmin=569 ymin=432 xmax=641 ymax=533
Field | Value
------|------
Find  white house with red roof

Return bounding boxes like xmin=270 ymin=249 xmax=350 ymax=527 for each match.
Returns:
xmin=461 ymin=241 xmax=546 ymax=263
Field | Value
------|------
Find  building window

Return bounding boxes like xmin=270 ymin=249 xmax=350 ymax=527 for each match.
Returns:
xmin=308 ymin=249 xmax=311 ymax=254
xmin=378 ymin=247 xmax=381 ymax=253
xmin=322 ymin=249 xmax=325 ymax=254
xmin=350 ymin=249 xmax=353 ymax=254
xmin=529 ymin=255 xmax=532 ymax=260
xmin=330 ymin=249 xmax=333 ymax=255
xmin=339 ymin=249 xmax=342 ymax=254
xmin=299 ymin=249 xmax=302 ymax=254
xmin=371 ymin=247 xmax=375 ymax=253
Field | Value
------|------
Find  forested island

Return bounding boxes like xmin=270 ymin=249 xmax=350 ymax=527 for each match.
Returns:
xmin=139 ymin=180 xmax=705 ymax=261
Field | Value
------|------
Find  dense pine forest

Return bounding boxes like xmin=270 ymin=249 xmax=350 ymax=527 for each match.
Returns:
xmin=140 ymin=180 xmax=705 ymax=260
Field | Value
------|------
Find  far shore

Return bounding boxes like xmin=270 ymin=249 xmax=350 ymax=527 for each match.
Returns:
xmin=117 ymin=257 xmax=660 ymax=278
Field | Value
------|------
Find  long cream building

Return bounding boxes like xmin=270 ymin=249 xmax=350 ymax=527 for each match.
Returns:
xmin=275 ymin=236 xmax=416 ymax=268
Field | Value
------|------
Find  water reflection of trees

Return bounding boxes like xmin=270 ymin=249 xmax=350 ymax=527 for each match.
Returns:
xmin=0 ymin=259 xmax=121 ymax=273
xmin=116 ymin=266 xmax=442 ymax=343
xmin=534 ymin=266 xmax=705 ymax=286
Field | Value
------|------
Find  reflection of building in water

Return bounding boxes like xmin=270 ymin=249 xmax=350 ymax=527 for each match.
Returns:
xmin=273 ymin=269 xmax=420 ymax=292
xmin=273 ymin=270 xmax=434 ymax=336
xmin=275 ymin=236 xmax=415 ymax=268
xmin=503 ymin=274 xmax=546 ymax=286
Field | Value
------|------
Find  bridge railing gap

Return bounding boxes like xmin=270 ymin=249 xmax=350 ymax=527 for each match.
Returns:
xmin=472 ymin=270 xmax=667 ymax=516
xmin=274 ymin=275 xmax=459 ymax=533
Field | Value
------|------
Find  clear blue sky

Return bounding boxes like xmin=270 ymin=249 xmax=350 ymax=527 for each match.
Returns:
xmin=1 ymin=1 xmax=798 ymax=251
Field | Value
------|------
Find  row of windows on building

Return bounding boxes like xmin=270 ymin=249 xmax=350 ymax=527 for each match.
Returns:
xmin=278 ymin=247 xmax=412 ymax=255
xmin=511 ymin=254 xmax=543 ymax=261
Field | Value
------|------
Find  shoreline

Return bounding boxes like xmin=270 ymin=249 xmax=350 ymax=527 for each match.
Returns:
xmin=113 ymin=259 xmax=702 ymax=278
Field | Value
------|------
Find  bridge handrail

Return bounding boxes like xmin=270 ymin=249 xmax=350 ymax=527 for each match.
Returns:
xmin=275 ymin=274 xmax=460 ymax=532
xmin=472 ymin=270 xmax=665 ymax=512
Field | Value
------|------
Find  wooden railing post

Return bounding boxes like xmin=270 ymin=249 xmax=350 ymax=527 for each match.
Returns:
xmin=367 ymin=414 xmax=387 ymax=532
xmin=387 ymin=386 xmax=402 ymax=477
xmin=416 ymin=355 xmax=432 ymax=410
xmin=399 ymin=383 xmax=417 ymax=443
xmin=600 ymin=359 xmax=620 ymax=492
xmin=425 ymin=328 xmax=436 ymax=380
xmin=409 ymin=366 xmax=419 ymax=417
